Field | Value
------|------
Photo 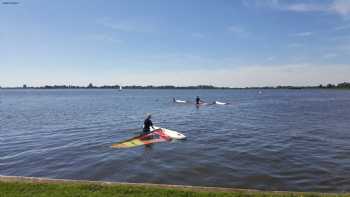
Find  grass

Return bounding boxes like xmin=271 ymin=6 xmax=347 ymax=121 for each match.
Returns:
xmin=0 ymin=181 xmax=348 ymax=197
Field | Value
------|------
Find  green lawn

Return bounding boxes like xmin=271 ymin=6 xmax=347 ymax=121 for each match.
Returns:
xmin=0 ymin=181 xmax=348 ymax=197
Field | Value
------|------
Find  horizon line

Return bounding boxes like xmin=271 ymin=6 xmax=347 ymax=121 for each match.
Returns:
xmin=1 ymin=82 xmax=349 ymax=89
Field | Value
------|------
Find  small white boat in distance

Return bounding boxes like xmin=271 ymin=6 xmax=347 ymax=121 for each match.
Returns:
xmin=175 ymin=99 xmax=187 ymax=103
xmin=214 ymin=101 xmax=228 ymax=105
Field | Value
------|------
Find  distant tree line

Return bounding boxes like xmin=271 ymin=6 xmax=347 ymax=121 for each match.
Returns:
xmin=322 ymin=82 xmax=350 ymax=89
xmin=1 ymin=84 xmax=230 ymax=89
xmin=245 ymin=82 xmax=350 ymax=89
xmin=120 ymin=85 xmax=230 ymax=89
xmin=1 ymin=82 xmax=350 ymax=89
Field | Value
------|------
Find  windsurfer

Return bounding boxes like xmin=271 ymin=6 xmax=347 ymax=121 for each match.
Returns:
xmin=143 ymin=114 xmax=154 ymax=134
xmin=196 ymin=96 xmax=201 ymax=104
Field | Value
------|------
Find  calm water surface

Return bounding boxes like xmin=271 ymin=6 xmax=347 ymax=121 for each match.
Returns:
xmin=1 ymin=89 xmax=350 ymax=192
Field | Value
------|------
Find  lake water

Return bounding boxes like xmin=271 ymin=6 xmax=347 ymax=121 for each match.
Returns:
xmin=1 ymin=89 xmax=350 ymax=192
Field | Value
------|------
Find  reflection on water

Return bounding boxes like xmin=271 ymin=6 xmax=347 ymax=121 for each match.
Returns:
xmin=1 ymin=89 xmax=350 ymax=192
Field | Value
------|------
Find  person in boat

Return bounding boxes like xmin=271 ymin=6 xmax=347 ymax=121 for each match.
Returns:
xmin=143 ymin=114 xmax=154 ymax=134
xmin=196 ymin=96 xmax=201 ymax=104
xmin=173 ymin=97 xmax=176 ymax=102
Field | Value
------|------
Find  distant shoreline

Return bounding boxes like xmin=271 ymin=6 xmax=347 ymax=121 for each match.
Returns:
xmin=0 ymin=83 xmax=349 ymax=90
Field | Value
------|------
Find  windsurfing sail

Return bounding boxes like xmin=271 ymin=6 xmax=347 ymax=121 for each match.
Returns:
xmin=111 ymin=129 xmax=171 ymax=148
xmin=152 ymin=126 xmax=186 ymax=140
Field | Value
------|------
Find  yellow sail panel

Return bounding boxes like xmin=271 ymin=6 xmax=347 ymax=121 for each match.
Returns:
xmin=111 ymin=129 xmax=170 ymax=149
xmin=111 ymin=139 xmax=144 ymax=148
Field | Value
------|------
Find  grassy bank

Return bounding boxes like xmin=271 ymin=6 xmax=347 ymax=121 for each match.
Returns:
xmin=0 ymin=176 xmax=347 ymax=197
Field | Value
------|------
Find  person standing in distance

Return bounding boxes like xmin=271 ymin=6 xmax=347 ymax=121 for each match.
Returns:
xmin=196 ymin=96 xmax=201 ymax=105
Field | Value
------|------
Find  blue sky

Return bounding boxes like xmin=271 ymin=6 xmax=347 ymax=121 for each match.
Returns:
xmin=1 ymin=0 xmax=350 ymax=87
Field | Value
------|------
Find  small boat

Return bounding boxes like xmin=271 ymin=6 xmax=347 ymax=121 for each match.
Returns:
xmin=214 ymin=101 xmax=228 ymax=105
xmin=174 ymin=99 xmax=187 ymax=103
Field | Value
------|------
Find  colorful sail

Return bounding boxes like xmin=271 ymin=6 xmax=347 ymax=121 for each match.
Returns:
xmin=111 ymin=129 xmax=171 ymax=148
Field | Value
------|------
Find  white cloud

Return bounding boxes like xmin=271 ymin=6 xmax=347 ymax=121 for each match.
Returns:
xmin=84 ymin=34 xmax=123 ymax=44
xmin=287 ymin=43 xmax=303 ymax=48
xmin=242 ymin=0 xmax=279 ymax=8
xmin=334 ymin=24 xmax=350 ymax=31
xmin=292 ymin=32 xmax=313 ymax=37
xmin=97 ymin=18 xmax=155 ymax=33
xmin=244 ymin=0 xmax=350 ymax=17
xmin=228 ymin=25 xmax=251 ymax=37
xmin=330 ymin=0 xmax=350 ymax=17
xmin=266 ymin=56 xmax=275 ymax=61
xmin=323 ymin=53 xmax=338 ymax=59
xmin=284 ymin=3 xmax=326 ymax=12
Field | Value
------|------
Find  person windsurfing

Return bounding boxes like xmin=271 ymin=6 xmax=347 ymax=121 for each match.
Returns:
xmin=196 ymin=96 xmax=201 ymax=105
xmin=143 ymin=113 xmax=154 ymax=134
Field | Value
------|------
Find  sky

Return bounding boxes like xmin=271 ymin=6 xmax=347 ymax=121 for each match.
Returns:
xmin=1 ymin=0 xmax=350 ymax=87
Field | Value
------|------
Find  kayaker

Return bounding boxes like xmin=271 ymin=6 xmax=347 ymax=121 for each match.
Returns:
xmin=173 ymin=97 xmax=176 ymax=102
xmin=196 ymin=96 xmax=201 ymax=104
xmin=143 ymin=114 xmax=154 ymax=134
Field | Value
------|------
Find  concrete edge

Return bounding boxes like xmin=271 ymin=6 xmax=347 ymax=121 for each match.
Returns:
xmin=0 ymin=175 xmax=342 ymax=195
xmin=0 ymin=175 xmax=257 ymax=193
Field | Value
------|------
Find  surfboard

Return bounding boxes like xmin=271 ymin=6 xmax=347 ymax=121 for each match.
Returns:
xmin=175 ymin=99 xmax=187 ymax=103
xmin=214 ymin=101 xmax=228 ymax=105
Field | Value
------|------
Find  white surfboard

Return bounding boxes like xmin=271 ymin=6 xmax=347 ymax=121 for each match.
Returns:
xmin=175 ymin=99 xmax=187 ymax=103
xmin=215 ymin=101 xmax=228 ymax=105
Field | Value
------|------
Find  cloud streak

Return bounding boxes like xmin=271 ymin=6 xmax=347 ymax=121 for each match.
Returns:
xmin=97 ymin=18 xmax=155 ymax=33
xmin=284 ymin=3 xmax=327 ymax=12
xmin=84 ymin=34 xmax=123 ymax=44
xmin=228 ymin=25 xmax=251 ymax=37
xmin=323 ymin=53 xmax=338 ymax=59
xmin=243 ymin=0 xmax=350 ymax=17
xmin=287 ymin=43 xmax=303 ymax=48
xmin=334 ymin=24 xmax=350 ymax=31
xmin=292 ymin=32 xmax=313 ymax=37
xmin=331 ymin=0 xmax=350 ymax=17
